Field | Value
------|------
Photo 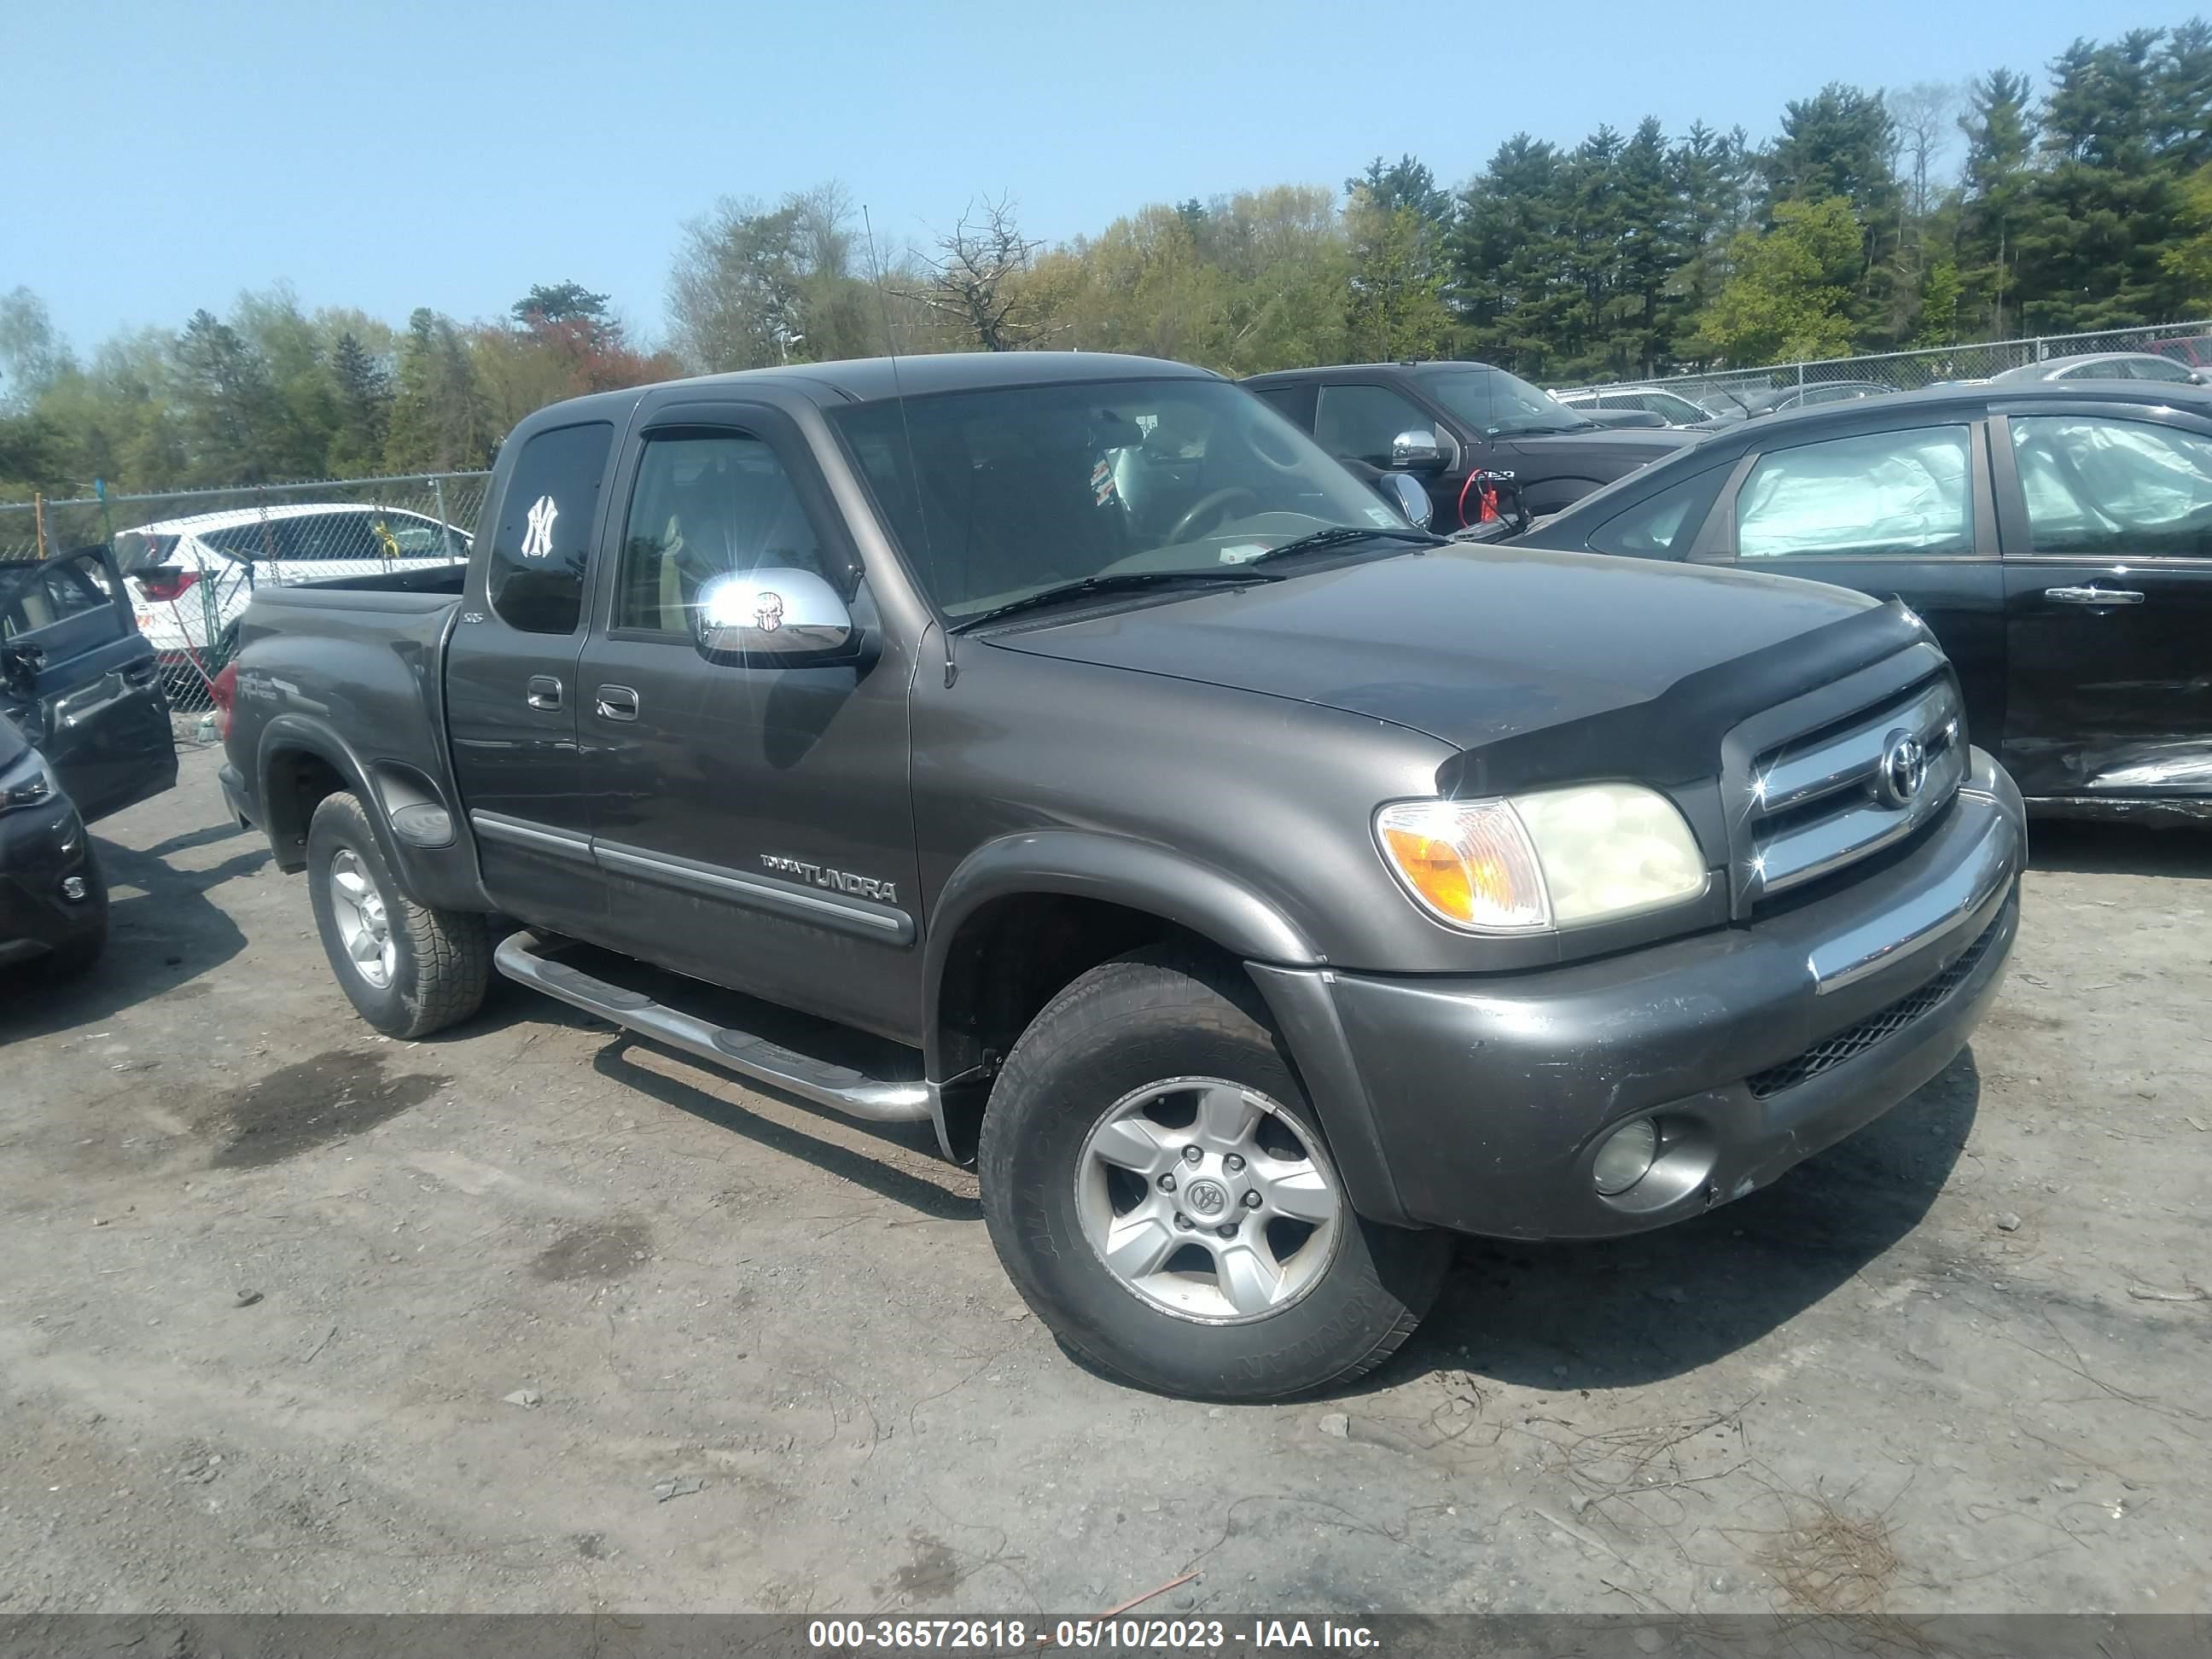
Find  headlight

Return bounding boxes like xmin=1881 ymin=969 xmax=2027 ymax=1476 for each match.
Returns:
xmin=0 ymin=748 xmax=58 ymax=812
xmin=1376 ymin=783 xmax=1708 ymax=933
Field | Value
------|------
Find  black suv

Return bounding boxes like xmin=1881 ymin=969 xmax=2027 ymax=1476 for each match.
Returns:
xmin=1245 ymin=360 xmax=1695 ymax=527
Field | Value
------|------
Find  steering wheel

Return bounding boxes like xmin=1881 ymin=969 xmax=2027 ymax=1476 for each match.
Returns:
xmin=1245 ymin=421 xmax=1307 ymax=474
xmin=1168 ymin=487 xmax=1260 ymax=543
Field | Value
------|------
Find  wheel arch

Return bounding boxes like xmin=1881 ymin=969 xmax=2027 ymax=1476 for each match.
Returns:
xmin=923 ymin=832 xmax=1405 ymax=1222
xmin=256 ymin=717 xmax=384 ymax=876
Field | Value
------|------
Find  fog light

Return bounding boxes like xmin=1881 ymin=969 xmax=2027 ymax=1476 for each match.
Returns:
xmin=60 ymin=875 xmax=89 ymax=902
xmin=1592 ymin=1118 xmax=1659 ymax=1196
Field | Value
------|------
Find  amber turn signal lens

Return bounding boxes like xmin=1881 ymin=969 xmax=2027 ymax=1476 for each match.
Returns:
xmin=1374 ymin=800 xmax=1550 ymax=931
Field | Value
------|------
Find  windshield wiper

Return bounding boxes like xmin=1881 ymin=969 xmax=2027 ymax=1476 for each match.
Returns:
xmin=950 ymin=568 xmax=1279 ymax=632
xmin=1250 ymin=525 xmax=1447 ymax=566
xmin=1499 ymin=421 xmax=1598 ymax=436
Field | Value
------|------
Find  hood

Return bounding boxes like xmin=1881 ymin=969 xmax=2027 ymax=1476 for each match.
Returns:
xmin=986 ymin=543 xmax=1877 ymax=752
xmin=1500 ymin=425 xmax=1696 ymax=463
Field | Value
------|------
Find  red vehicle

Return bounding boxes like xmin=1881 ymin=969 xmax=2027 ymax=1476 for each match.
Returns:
xmin=2146 ymin=334 xmax=2212 ymax=369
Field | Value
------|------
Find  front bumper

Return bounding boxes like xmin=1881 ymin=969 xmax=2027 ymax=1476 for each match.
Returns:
xmin=1279 ymin=748 xmax=2023 ymax=1240
xmin=0 ymin=794 xmax=106 ymax=968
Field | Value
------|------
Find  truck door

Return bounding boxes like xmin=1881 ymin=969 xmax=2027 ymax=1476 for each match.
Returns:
xmin=0 ymin=546 xmax=178 ymax=823
xmin=1313 ymin=381 xmax=1466 ymax=526
xmin=443 ymin=420 xmax=614 ymax=934
xmin=1993 ymin=406 xmax=2212 ymax=800
xmin=574 ymin=405 xmax=923 ymax=1042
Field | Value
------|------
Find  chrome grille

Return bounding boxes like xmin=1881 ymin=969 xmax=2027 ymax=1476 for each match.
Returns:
xmin=1739 ymin=668 xmax=1964 ymax=908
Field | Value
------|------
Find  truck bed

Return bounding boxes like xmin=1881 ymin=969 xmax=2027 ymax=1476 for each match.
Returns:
xmin=226 ymin=573 xmax=469 ymax=896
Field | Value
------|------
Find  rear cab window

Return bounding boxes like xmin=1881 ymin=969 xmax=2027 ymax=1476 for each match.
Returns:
xmin=486 ymin=422 xmax=616 ymax=634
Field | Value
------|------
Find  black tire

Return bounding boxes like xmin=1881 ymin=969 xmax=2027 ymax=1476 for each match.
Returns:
xmin=306 ymin=791 xmax=491 ymax=1038
xmin=979 ymin=946 xmax=1449 ymax=1400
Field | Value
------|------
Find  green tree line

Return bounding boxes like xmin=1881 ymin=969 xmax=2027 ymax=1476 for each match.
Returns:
xmin=5 ymin=19 xmax=2209 ymax=502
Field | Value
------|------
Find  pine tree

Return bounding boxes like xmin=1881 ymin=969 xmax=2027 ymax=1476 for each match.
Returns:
xmin=1955 ymin=70 xmax=2039 ymax=336
xmin=329 ymin=332 xmax=393 ymax=477
xmin=2017 ymin=31 xmax=2193 ymax=332
xmin=172 ymin=309 xmax=276 ymax=483
xmin=384 ymin=309 xmax=488 ymax=474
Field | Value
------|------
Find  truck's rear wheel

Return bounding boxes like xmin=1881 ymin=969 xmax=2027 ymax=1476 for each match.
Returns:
xmin=306 ymin=791 xmax=490 ymax=1039
xmin=979 ymin=946 xmax=1448 ymax=1400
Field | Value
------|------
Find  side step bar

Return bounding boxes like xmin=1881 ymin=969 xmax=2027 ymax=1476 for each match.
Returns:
xmin=493 ymin=931 xmax=934 ymax=1125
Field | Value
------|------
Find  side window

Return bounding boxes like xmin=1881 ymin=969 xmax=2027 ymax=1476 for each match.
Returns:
xmin=2 ymin=553 xmax=108 ymax=637
xmin=2011 ymin=416 xmax=2212 ymax=558
xmin=1734 ymin=426 xmax=1973 ymax=559
xmin=487 ymin=422 xmax=614 ymax=635
xmin=279 ymin=514 xmax=375 ymax=561
xmin=614 ymin=432 xmax=827 ymax=635
xmin=2133 ymin=356 xmax=2193 ymax=384
xmin=1249 ymin=382 xmax=1316 ymax=428
xmin=1313 ymin=383 xmax=1439 ymax=469
xmin=1587 ymin=469 xmax=1726 ymax=559
xmin=203 ymin=522 xmax=276 ymax=562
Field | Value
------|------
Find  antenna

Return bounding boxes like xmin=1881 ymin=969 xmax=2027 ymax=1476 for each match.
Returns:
xmin=863 ymin=205 xmax=957 ymax=690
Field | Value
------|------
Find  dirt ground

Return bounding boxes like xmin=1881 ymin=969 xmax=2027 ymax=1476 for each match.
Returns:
xmin=2 ymin=744 xmax=2207 ymax=1616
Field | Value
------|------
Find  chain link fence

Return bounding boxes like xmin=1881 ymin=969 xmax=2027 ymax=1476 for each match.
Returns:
xmin=1553 ymin=317 xmax=2212 ymax=416
xmin=1 ymin=472 xmax=489 ymax=716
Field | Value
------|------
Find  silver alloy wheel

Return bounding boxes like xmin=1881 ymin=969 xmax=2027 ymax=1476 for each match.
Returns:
xmin=328 ymin=847 xmax=396 ymax=989
xmin=1074 ymin=1076 xmax=1343 ymax=1324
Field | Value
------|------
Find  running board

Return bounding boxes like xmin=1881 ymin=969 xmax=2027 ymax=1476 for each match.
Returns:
xmin=493 ymin=931 xmax=934 ymax=1125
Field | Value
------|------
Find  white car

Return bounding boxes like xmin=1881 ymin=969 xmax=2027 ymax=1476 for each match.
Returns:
xmin=114 ymin=504 xmax=469 ymax=676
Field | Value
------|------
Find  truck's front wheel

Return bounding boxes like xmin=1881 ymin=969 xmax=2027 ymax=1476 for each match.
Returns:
xmin=306 ymin=791 xmax=491 ymax=1039
xmin=979 ymin=946 xmax=1449 ymax=1400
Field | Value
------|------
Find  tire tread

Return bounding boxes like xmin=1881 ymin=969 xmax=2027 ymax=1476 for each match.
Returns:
xmin=980 ymin=944 xmax=1447 ymax=1400
xmin=308 ymin=791 xmax=492 ymax=1039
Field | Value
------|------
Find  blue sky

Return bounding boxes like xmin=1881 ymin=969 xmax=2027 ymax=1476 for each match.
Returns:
xmin=7 ymin=0 xmax=2203 ymax=352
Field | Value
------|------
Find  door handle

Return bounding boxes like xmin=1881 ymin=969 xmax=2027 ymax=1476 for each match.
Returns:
xmin=526 ymin=675 xmax=563 ymax=710
xmin=594 ymin=684 xmax=640 ymax=722
xmin=2045 ymin=585 xmax=2145 ymax=606
xmin=124 ymin=661 xmax=157 ymax=686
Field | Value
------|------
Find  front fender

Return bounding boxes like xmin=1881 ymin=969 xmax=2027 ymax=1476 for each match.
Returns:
xmin=923 ymin=831 xmax=1411 ymax=1224
xmin=926 ymin=830 xmax=1319 ymax=998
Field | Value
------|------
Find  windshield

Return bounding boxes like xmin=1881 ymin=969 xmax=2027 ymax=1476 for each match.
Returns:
xmin=1414 ymin=366 xmax=1597 ymax=436
xmin=830 ymin=378 xmax=1411 ymax=619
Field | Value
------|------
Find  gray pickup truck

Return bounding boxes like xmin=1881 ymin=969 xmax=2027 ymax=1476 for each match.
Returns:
xmin=221 ymin=352 xmax=2024 ymax=1400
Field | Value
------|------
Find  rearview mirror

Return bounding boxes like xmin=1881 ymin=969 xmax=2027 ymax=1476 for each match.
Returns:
xmin=1377 ymin=473 xmax=1434 ymax=530
xmin=1389 ymin=428 xmax=1446 ymax=473
xmin=695 ymin=568 xmax=857 ymax=666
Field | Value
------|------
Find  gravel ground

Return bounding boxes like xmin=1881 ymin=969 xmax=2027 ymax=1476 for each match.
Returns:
xmin=1 ymin=745 xmax=2207 ymax=1616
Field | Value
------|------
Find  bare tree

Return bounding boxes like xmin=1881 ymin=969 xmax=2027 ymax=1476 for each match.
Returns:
xmin=914 ymin=195 xmax=1051 ymax=351
xmin=1889 ymin=82 xmax=1964 ymax=224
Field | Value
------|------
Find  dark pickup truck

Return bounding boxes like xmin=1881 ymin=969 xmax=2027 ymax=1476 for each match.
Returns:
xmin=1244 ymin=360 xmax=1695 ymax=527
xmin=223 ymin=352 xmax=2023 ymax=1400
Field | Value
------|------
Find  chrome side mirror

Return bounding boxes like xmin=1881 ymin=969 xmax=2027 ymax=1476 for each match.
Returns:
xmin=694 ymin=568 xmax=857 ymax=665
xmin=1389 ymin=428 xmax=1445 ymax=473
xmin=1378 ymin=472 xmax=1434 ymax=529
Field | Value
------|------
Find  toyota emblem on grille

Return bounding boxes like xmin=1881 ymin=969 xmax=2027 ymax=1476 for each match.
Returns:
xmin=1877 ymin=730 xmax=1927 ymax=807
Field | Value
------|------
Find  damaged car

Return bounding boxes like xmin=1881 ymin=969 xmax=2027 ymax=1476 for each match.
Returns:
xmin=1 ymin=544 xmax=180 ymax=973
xmin=1506 ymin=380 xmax=2212 ymax=821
